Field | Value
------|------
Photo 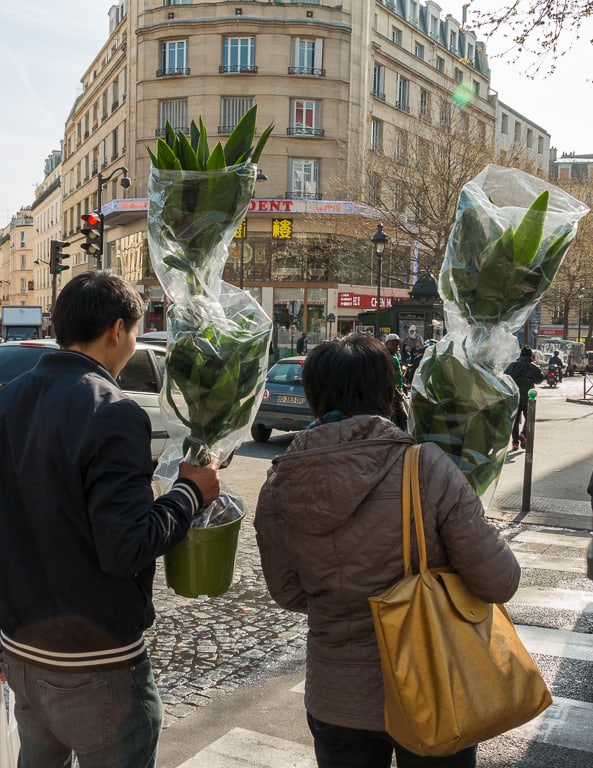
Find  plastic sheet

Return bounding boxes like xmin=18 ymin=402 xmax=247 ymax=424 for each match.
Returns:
xmin=411 ymin=165 xmax=589 ymax=505
xmin=147 ymin=163 xmax=273 ymax=509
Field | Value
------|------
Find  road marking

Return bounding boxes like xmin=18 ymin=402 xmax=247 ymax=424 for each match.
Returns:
xmin=511 ymin=697 xmax=593 ymax=753
xmin=510 ymin=587 xmax=593 ymax=613
xmin=176 ymin=727 xmax=316 ymax=767
xmin=514 ymin=550 xmax=587 ymax=573
xmin=512 ymin=531 xmax=591 ymax=549
xmin=517 ymin=625 xmax=593 ymax=661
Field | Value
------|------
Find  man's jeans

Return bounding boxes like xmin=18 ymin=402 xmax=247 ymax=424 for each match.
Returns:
xmin=2 ymin=652 xmax=162 ymax=768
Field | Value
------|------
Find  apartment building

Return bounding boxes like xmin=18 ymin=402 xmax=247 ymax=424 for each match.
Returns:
xmin=57 ymin=0 xmax=502 ymax=339
xmin=495 ymin=100 xmax=551 ymax=177
xmin=0 ymin=209 xmax=35 ymax=311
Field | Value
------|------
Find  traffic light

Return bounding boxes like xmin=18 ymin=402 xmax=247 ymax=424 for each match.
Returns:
xmin=81 ymin=212 xmax=104 ymax=259
xmin=49 ymin=240 xmax=70 ymax=275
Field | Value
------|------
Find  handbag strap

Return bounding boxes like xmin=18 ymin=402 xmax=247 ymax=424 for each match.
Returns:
xmin=402 ymin=444 xmax=427 ymax=577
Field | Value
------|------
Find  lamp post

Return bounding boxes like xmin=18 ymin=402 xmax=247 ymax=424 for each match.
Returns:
xmin=239 ymin=170 xmax=268 ymax=289
xmin=95 ymin=166 xmax=132 ymax=269
xmin=371 ymin=223 xmax=388 ymax=338
xmin=577 ymin=292 xmax=585 ymax=342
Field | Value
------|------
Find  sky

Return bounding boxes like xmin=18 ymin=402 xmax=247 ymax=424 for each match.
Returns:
xmin=2 ymin=1 xmax=592 ymax=227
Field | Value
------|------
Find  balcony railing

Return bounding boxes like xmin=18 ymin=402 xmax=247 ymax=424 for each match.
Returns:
xmin=287 ymin=127 xmax=325 ymax=137
xmin=155 ymin=126 xmax=189 ymax=136
xmin=218 ymin=65 xmax=258 ymax=74
xmin=372 ymin=90 xmax=386 ymax=101
xmin=288 ymin=66 xmax=325 ymax=76
xmin=156 ymin=67 xmax=190 ymax=77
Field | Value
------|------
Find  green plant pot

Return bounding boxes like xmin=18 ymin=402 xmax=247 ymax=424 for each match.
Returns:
xmin=164 ymin=501 xmax=246 ymax=598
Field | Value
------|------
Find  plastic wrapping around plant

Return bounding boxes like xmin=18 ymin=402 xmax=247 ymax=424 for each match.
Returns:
xmin=147 ymin=163 xmax=273 ymax=499
xmin=411 ymin=165 xmax=589 ymax=505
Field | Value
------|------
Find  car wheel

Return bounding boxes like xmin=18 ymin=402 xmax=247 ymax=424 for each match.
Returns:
xmin=251 ymin=423 xmax=272 ymax=442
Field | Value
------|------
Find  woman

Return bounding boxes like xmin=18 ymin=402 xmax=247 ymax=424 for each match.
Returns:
xmin=254 ymin=334 xmax=520 ymax=768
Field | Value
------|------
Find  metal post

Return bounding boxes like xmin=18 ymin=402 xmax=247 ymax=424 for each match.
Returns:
xmin=521 ymin=388 xmax=537 ymax=513
xmin=375 ymin=251 xmax=382 ymax=339
xmin=239 ymin=232 xmax=245 ymax=290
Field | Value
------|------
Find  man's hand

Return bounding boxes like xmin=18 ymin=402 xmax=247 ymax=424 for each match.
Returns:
xmin=178 ymin=459 xmax=221 ymax=506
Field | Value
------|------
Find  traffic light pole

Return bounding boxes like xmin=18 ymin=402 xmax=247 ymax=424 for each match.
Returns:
xmin=94 ymin=166 xmax=130 ymax=269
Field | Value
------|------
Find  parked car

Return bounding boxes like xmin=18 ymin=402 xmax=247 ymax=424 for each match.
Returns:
xmin=0 ymin=340 xmax=168 ymax=462
xmin=136 ymin=330 xmax=168 ymax=347
xmin=250 ymin=356 xmax=313 ymax=442
xmin=586 ymin=351 xmax=593 ymax=374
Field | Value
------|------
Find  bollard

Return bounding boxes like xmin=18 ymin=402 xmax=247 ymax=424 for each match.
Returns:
xmin=521 ymin=388 xmax=537 ymax=513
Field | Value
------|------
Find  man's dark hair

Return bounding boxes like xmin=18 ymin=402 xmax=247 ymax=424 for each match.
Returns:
xmin=303 ymin=333 xmax=396 ymax=419
xmin=53 ymin=271 xmax=144 ymax=347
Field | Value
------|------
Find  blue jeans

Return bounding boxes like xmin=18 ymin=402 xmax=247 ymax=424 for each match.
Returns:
xmin=307 ymin=712 xmax=477 ymax=768
xmin=2 ymin=652 xmax=162 ymax=768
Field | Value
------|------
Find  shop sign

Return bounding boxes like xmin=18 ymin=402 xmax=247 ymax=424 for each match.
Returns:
xmin=338 ymin=292 xmax=400 ymax=310
xmin=272 ymin=218 xmax=293 ymax=238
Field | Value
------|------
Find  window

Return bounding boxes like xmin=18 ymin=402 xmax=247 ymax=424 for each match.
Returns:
xmin=440 ymin=101 xmax=451 ymax=129
xmin=159 ymin=40 xmax=188 ymax=76
xmin=473 ymin=80 xmax=480 ymax=96
xmin=369 ymin=173 xmax=381 ymax=207
xmin=395 ymin=130 xmax=408 ymax=163
xmin=290 ymin=37 xmax=324 ymax=76
xmin=429 ymin=15 xmax=439 ymax=39
xmin=409 ymin=0 xmax=418 ymax=23
xmin=420 ymin=88 xmax=431 ymax=120
xmin=466 ymin=43 xmax=474 ymax=62
xmin=527 ymin=128 xmax=533 ymax=148
xmin=392 ymin=27 xmax=403 ymax=46
xmin=435 ymin=56 xmax=445 ymax=73
xmin=289 ymin=99 xmax=323 ymax=136
xmin=221 ymin=37 xmax=256 ymax=73
xmin=501 ymin=113 xmax=509 ymax=134
xmin=414 ymin=42 xmax=424 ymax=60
xmin=20 ymin=232 xmax=26 ymax=248
xmin=538 ymin=136 xmax=544 ymax=154
xmin=289 ymin=159 xmax=319 ymax=199
xmin=373 ymin=64 xmax=385 ymax=100
xmin=396 ymin=76 xmax=409 ymax=112
xmin=449 ymin=31 xmax=457 ymax=52
xmin=454 ymin=67 xmax=463 ymax=83
xmin=100 ymin=137 xmax=108 ymax=167
xmin=159 ymin=98 xmax=188 ymax=134
xmin=220 ymin=96 xmax=253 ymax=133
xmin=514 ymin=121 xmax=522 ymax=142
xmin=102 ymin=91 xmax=108 ymax=120
xmin=370 ymin=119 xmax=383 ymax=152
xmin=112 ymin=79 xmax=119 ymax=111
xmin=111 ymin=127 xmax=119 ymax=159
xmin=165 ymin=0 xmax=190 ymax=4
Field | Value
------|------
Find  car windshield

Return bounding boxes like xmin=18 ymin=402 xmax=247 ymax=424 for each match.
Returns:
xmin=267 ymin=361 xmax=304 ymax=385
xmin=0 ymin=346 xmax=56 ymax=385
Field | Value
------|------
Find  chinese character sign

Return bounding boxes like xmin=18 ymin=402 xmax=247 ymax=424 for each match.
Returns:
xmin=272 ymin=218 xmax=293 ymax=239
xmin=233 ymin=219 xmax=247 ymax=239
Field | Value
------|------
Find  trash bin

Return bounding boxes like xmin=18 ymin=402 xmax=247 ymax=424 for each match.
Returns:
xmin=164 ymin=497 xmax=246 ymax=598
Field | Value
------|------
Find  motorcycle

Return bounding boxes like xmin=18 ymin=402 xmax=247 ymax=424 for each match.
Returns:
xmin=546 ymin=363 xmax=560 ymax=388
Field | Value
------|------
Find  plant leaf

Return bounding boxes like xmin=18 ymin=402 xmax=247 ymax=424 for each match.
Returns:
xmin=513 ymin=190 xmax=549 ymax=265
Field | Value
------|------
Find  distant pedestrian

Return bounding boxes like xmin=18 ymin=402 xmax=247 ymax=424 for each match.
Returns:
xmin=384 ymin=333 xmax=408 ymax=432
xmin=504 ymin=345 xmax=544 ymax=450
xmin=297 ymin=332 xmax=308 ymax=355
xmin=254 ymin=333 xmax=520 ymax=768
xmin=0 ymin=272 xmax=220 ymax=768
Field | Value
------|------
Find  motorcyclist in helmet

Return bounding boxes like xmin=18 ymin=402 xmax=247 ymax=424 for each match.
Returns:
xmin=548 ymin=351 xmax=564 ymax=382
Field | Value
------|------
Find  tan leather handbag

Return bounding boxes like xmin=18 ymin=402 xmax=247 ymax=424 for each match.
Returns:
xmin=369 ymin=443 xmax=552 ymax=757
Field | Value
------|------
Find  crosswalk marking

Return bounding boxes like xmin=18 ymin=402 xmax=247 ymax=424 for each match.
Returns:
xmin=176 ymin=727 xmax=316 ymax=767
xmin=513 ymin=550 xmax=586 ymax=573
xmin=517 ymin=624 xmax=593 ymax=661
xmin=512 ymin=531 xmax=591 ymax=549
xmin=510 ymin=586 xmax=593 ymax=613
xmin=511 ymin=697 xmax=593 ymax=753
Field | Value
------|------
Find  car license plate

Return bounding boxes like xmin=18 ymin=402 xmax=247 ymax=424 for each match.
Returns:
xmin=277 ymin=395 xmax=306 ymax=404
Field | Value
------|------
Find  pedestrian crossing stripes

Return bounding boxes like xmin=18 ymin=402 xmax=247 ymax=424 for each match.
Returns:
xmin=169 ymin=526 xmax=593 ymax=767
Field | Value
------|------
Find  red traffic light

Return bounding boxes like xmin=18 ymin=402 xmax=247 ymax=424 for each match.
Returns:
xmin=82 ymin=213 xmax=101 ymax=228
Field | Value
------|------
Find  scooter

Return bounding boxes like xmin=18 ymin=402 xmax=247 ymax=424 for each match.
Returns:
xmin=546 ymin=363 xmax=560 ymax=388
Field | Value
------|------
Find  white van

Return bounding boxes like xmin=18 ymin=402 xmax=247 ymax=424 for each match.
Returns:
xmin=538 ymin=339 xmax=587 ymax=376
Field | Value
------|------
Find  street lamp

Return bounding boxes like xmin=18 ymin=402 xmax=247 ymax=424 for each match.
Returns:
xmin=239 ymin=170 xmax=268 ymax=289
xmin=371 ymin=223 xmax=388 ymax=338
xmin=95 ymin=166 xmax=132 ymax=269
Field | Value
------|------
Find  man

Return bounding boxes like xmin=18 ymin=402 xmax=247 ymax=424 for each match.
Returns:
xmin=548 ymin=350 xmax=564 ymax=382
xmin=0 ymin=272 xmax=220 ymax=767
xmin=384 ymin=333 xmax=408 ymax=431
xmin=296 ymin=332 xmax=308 ymax=355
xmin=504 ymin=345 xmax=544 ymax=450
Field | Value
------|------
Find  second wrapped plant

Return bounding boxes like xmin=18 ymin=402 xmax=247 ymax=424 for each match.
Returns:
xmin=147 ymin=106 xmax=274 ymax=596
xmin=411 ymin=165 xmax=589 ymax=503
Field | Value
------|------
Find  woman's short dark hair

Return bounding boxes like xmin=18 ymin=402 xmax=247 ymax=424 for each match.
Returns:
xmin=53 ymin=271 xmax=145 ymax=347
xmin=302 ymin=333 xmax=396 ymax=419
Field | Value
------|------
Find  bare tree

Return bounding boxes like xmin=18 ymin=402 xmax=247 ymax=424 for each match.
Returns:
xmin=467 ymin=0 xmax=593 ymax=75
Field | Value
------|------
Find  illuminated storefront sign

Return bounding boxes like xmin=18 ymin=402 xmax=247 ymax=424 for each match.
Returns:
xmin=338 ymin=292 xmax=408 ymax=310
xmin=272 ymin=218 xmax=293 ymax=238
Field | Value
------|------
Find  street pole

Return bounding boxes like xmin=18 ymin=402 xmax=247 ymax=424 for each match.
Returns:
xmin=95 ymin=166 xmax=131 ymax=270
xmin=521 ymin=388 xmax=538 ymax=513
xmin=371 ymin=223 xmax=388 ymax=339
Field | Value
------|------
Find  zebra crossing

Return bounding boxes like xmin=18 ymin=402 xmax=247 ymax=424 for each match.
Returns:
xmin=167 ymin=525 xmax=593 ymax=768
